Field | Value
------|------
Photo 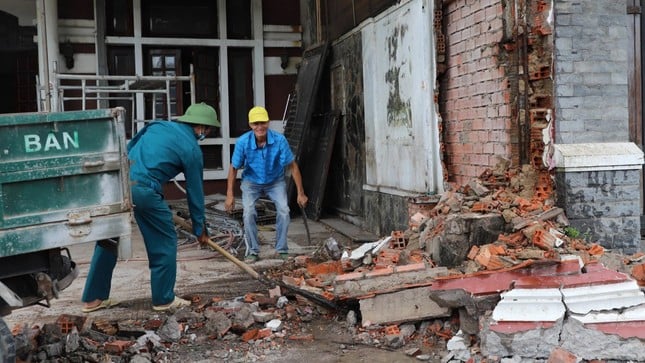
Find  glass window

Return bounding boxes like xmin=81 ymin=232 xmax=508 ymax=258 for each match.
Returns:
xmin=226 ymin=0 xmax=252 ymax=39
xmin=141 ymin=0 xmax=218 ymax=38
xmin=228 ymin=48 xmax=254 ymax=137
xmin=145 ymin=49 xmax=182 ymax=120
xmin=202 ymin=145 xmax=223 ymax=170
xmin=106 ymin=0 xmax=133 ymax=36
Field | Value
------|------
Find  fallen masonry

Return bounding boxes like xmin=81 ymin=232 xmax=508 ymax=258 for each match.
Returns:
xmin=13 ymin=163 xmax=645 ymax=361
xmin=264 ymin=163 xmax=645 ymax=361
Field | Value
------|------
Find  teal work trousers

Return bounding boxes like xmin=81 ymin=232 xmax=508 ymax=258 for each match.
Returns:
xmin=81 ymin=183 xmax=178 ymax=306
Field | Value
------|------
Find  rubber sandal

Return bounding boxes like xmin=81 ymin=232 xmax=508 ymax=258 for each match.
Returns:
xmin=81 ymin=298 xmax=119 ymax=313
xmin=244 ymin=254 xmax=259 ymax=263
xmin=152 ymin=296 xmax=191 ymax=311
xmin=278 ymin=253 xmax=289 ymax=261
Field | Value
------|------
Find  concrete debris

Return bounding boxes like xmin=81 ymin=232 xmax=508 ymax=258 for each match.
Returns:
xmin=260 ymin=163 xmax=645 ymax=362
xmin=265 ymin=319 xmax=283 ymax=332
xmin=16 ymin=163 xmax=645 ymax=362
xmin=359 ymin=287 xmax=450 ymax=326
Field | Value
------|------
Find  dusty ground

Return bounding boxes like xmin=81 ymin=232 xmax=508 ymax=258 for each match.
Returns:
xmin=4 ymin=216 xmax=446 ymax=362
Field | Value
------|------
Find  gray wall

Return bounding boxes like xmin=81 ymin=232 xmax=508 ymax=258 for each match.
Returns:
xmin=554 ymin=0 xmax=630 ymax=143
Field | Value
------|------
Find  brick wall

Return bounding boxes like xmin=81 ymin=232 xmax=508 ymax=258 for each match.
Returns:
xmin=553 ymin=0 xmax=629 ymax=143
xmin=441 ymin=0 xmax=515 ymax=186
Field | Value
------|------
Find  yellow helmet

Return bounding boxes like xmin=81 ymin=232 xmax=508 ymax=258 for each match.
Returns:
xmin=248 ymin=106 xmax=269 ymax=123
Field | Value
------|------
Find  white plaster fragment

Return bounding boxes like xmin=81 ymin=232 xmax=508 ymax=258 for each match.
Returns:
xmin=492 ymin=288 xmax=565 ymax=322
xmin=562 ymin=280 xmax=645 ymax=315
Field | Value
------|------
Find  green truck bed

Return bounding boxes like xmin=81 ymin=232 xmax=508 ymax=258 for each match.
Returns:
xmin=0 ymin=108 xmax=132 ymax=258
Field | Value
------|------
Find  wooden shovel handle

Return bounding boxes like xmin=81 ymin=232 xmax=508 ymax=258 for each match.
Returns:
xmin=172 ymin=214 xmax=260 ymax=280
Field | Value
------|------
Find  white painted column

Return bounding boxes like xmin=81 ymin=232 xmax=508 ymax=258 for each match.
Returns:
xmin=36 ymin=0 xmax=49 ymax=111
xmin=39 ymin=0 xmax=60 ymax=111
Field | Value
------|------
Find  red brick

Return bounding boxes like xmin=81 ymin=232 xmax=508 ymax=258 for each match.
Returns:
xmin=241 ymin=329 xmax=259 ymax=342
xmin=631 ymin=264 xmax=645 ymax=286
xmin=394 ymin=263 xmax=426 ymax=273
xmin=385 ymin=325 xmax=400 ymax=335
xmin=306 ymin=261 xmax=343 ymax=275
xmin=489 ymin=321 xmax=556 ymax=334
xmin=547 ymin=347 xmax=578 ymax=363
xmin=257 ymin=328 xmax=272 ymax=339
xmin=365 ymin=267 xmax=394 ymax=278
xmin=294 ymin=255 xmax=311 ymax=266
xmin=334 ymin=271 xmax=364 ymax=282
xmin=104 ymin=340 xmax=133 ymax=354
xmin=586 ymin=321 xmax=645 ymax=339
xmin=289 ymin=334 xmax=314 ymax=341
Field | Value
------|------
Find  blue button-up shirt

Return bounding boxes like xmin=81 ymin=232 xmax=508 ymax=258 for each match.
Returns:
xmin=231 ymin=129 xmax=295 ymax=184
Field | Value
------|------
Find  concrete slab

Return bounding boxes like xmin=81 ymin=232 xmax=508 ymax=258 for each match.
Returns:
xmin=359 ymin=286 xmax=451 ymax=326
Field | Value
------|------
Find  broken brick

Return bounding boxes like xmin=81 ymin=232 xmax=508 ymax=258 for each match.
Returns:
xmin=104 ymin=340 xmax=133 ymax=354
xmin=334 ymin=271 xmax=365 ymax=282
xmin=241 ymin=329 xmax=259 ymax=342
xmin=365 ymin=266 xmax=394 ymax=277
xmin=306 ymin=261 xmax=343 ymax=275
xmin=547 ymin=347 xmax=578 ymax=363
xmin=587 ymin=243 xmax=605 ymax=256
xmin=257 ymin=327 xmax=272 ymax=339
xmin=393 ymin=262 xmax=427 ymax=273
xmin=288 ymin=334 xmax=314 ymax=341
xmin=385 ymin=325 xmax=400 ymax=335
xmin=631 ymin=264 xmax=645 ymax=286
xmin=389 ymin=230 xmax=407 ymax=249
xmin=467 ymin=245 xmax=480 ymax=260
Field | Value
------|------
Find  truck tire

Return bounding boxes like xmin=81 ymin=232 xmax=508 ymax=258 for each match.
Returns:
xmin=0 ymin=318 xmax=15 ymax=363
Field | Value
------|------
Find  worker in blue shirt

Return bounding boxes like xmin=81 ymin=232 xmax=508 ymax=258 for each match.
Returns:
xmin=81 ymin=102 xmax=219 ymax=313
xmin=224 ymin=106 xmax=308 ymax=263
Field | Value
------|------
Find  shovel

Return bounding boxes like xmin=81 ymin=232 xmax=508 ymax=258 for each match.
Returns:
xmin=172 ymin=215 xmax=337 ymax=309
xmin=299 ymin=205 xmax=312 ymax=245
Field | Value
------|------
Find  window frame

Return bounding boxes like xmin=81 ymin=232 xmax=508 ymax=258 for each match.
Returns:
xmin=104 ymin=0 xmax=265 ymax=180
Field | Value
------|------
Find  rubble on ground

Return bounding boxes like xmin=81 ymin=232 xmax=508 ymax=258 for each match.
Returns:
xmin=266 ymin=163 xmax=645 ymax=361
xmin=12 ymin=163 xmax=645 ymax=362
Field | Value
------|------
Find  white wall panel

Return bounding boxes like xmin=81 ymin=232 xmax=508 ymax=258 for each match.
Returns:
xmin=362 ymin=0 xmax=442 ymax=196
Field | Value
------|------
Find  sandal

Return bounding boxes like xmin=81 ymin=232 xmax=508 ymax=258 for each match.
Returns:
xmin=244 ymin=254 xmax=259 ymax=263
xmin=152 ymin=296 xmax=191 ymax=311
xmin=81 ymin=298 xmax=119 ymax=313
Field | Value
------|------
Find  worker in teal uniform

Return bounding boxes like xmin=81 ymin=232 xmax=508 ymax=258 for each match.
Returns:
xmin=81 ymin=102 xmax=219 ymax=313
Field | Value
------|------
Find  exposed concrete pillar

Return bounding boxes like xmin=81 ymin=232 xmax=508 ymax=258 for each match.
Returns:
xmin=553 ymin=142 xmax=644 ymax=253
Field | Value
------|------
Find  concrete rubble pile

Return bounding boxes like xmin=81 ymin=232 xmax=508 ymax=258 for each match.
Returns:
xmin=10 ymin=289 xmax=372 ymax=362
xmin=11 ymin=163 xmax=645 ymax=362
xmin=269 ymin=163 xmax=645 ymax=362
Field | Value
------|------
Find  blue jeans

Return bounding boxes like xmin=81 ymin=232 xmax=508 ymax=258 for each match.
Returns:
xmin=241 ymin=179 xmax=290 ymax=255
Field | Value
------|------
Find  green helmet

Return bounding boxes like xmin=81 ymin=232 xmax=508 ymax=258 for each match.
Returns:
xmin=177 ymin=102 xmax=220 ymax=127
